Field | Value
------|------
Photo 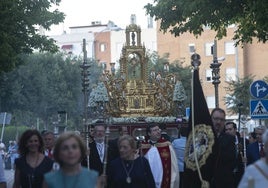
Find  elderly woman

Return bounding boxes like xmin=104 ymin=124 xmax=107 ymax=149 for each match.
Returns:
xmin=42 ymin=131 xmax=99 ymax=188
xmin=13 ymin=129 xmax=54 ymax=188
xmin=238 ymin=129 xmax=268 ymax=188
xmin=107 ymin=135 xmax=155 ymax=188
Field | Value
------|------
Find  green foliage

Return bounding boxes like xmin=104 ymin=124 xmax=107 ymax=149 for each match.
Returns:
xmin=88 ymin=60 xmax=104 ymax=89
xmin=0 ymin=125 xmax=29 ymax=146
xmin=225 ymin=75 xmax=255 ymax=115
xmin=0 ymin=0 xmax=65 ymax=73
xmin=0 ymin=53 xmax=101 ymax=131
xmin=145 ymin=0 xmax=268 ymax=45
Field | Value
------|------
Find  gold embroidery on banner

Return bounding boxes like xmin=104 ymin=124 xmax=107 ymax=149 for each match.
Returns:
xmin=185 ymin=124 xmax=214 ymax=171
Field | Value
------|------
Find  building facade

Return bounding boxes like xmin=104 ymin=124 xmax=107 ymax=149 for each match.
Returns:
xmin=49 ymin=20 xmax=157 ymax=73
xmin=156 ymin=22 xmax=268 ymax=120
xmin=49 ymin=18 xmax=268 ymax=122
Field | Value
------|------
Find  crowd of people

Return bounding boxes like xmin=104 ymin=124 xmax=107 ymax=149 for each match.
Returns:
xmin=0 ymin=107 xmax=266 ymax=187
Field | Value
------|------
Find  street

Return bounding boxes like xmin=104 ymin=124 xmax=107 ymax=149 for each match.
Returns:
xmin=4 ymin=169 xmax=14 ymax=188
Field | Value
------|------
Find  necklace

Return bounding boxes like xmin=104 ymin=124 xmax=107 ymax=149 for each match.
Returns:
xmin=26 ymin=154 xmax=40 ymax=188
xmin=27 ymin=153 xmax=40 ymax=168
xmin=121 ymin=159 xmax=135 ymax=184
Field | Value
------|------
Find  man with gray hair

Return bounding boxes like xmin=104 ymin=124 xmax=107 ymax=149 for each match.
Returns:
xmin=42 ymin=131 xmax=55 ymax=159
xmin=238 ymin=128 xmax=268 ymax=187
xmin=246 ymin=125 xmax=267 ymax=165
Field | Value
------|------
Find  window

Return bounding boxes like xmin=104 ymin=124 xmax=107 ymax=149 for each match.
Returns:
xmin=225 ymin=41 xmax=235 ymax=55
xmin=206 ymin=69 xmax=212 ymax=82
xmin=100 ymin=43 xmax=106 ymax=52
xmin=101 ymin=62 xmax=107 ymax=70
xmin=206 ymin=96 xmax=215 ymax=109
xmin=225 ymin=68 xmax=236 ymax=81
xmin=205 ymin=42 xmax=214 ymax=56
xmin=188 ymin=43 xmax=195 ymax=54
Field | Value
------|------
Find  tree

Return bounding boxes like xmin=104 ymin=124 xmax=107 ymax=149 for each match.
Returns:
xmin=0 ymin=53 xmax=85 ymax=130
xmin=145 ymin=0 xmax=268 ymax=45
xmin=0 ymin=125 xmax=29 ymax=146
xmin=0 ymin=0 xmax=65 ymax=73
xmin=225 ymin=75 xmax=255 ymax=116
xmin=0 ymin=52 xmax=103 ymax=131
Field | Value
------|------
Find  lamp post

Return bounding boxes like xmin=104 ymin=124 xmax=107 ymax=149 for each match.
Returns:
xmin=191 ymin=53 xmax=201 ymax=68
xmin=80 ymin=38 xmax=91 ymax=168
xmin=80 ymin=39 xmax=90 ymax=125
xmin=210 ymin=40 xmax=222 ymax=108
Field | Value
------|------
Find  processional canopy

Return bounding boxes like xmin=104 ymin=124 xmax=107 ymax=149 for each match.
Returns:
xmin=102 ymin=23 xmax=185 ymax=118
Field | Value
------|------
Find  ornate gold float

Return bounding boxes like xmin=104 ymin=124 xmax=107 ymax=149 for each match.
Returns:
xmin=102 ymin=24 xmax=183 ymax=118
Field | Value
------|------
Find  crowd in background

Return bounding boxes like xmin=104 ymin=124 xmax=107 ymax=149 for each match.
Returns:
xmin=0 ymin=108 xmax=266 ymax=187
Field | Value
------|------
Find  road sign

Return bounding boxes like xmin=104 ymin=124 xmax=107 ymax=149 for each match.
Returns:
xmin=250 ymin=80 xmax=268 ymax=99
xmin=250 ymin=99 xmax=268 ymax=119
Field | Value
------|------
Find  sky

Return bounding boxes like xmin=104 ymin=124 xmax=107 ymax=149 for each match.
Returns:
xmin=47 ymin=0 xmax=153 ymax=35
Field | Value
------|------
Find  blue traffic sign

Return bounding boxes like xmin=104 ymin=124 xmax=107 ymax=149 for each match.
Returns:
xmin=250 ymin=80 xmax=268 ymax=99
xmin=250 ymin=99 xmax=268 ymax=119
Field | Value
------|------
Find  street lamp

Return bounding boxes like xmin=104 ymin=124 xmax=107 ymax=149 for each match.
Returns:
xmin=210 ymin=40 xmax=222 ymax=108
xmin=191 ymin=53 xmax=201 ymax=69
xmin=80 ymin=39 xmax=90 ymax=124
xmin=80 ymin=39 xmax=91 ymax=169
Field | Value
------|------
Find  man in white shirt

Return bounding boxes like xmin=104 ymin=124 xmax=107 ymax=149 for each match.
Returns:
xmin=83 ymin=123 xmax=106 ymax=175
xmin=246 ymin=125 xmax=266 ymax=165
xmin=239 ymin=128 xmax=268 ymax=188
xmin=172 ymin=126 xmax=187 ymax=188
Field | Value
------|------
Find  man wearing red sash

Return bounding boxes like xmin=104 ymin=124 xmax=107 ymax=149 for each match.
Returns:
xmin=141 ymin=123 xmax=179 ymax=188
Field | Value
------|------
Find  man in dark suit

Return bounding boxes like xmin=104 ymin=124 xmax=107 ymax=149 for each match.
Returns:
xmin=225 ymin=121 xmax=248 ymax=187
xmin=82 ymin=123 xmax=106 ymax=175
xmin=210 ymin=108 xmax=236 ymax=188
xmin=246 ymin=125 xmax=266 ymax=165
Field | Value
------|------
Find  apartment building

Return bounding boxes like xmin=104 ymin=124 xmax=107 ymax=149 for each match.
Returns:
xmin=156 ymin=22 xmax=268 ymax=121
xmin=49 ymin=15 xmax=268 ymax=124
xmin=49 ymin=17 xmax=157 ymax=72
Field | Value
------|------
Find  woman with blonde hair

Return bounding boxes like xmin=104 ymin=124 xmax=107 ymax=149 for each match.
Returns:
xmin=42 ymin=132 xmax=98 ymax=188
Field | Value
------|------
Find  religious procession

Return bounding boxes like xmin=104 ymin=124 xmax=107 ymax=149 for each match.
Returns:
xmin=1 ymin=0 xmax=268 ymax=188
xmin=0 ymin=25 xmax=265 ymax=188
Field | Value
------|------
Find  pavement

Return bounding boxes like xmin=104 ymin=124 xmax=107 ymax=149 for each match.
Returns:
xmin=4 ymin=169 xmax=14 ymax=188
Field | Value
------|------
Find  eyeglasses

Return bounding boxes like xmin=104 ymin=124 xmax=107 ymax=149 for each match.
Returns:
xmin=212 ymin=117 xmax=225 ymax=122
